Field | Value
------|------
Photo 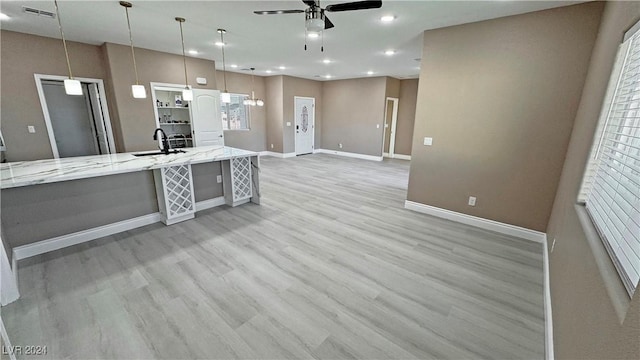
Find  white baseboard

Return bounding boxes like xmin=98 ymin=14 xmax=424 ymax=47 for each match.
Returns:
xmin=393 ymin=154 xmax=411 ymax=161
xmin=195 ymin=196 xmax=226 ymax=212
xmin=0 ymin=316 xmax=16 ymax=360
xmin=12 ymin=213 xmax=163 ymax=260
xmin=543 ymin=235 xmax=554 ymax=360
xmin=315 ymin=149 xmax=383 ymax=162
xmin=404 ymin=200 xmax=552 ymax=359
xmin=12 ymin=196 xmax=229 ymax=261
xmin=260 ymin=151 xmax=297 ymax=158
xmin=404 ymin=200 xmax=546 ymax=243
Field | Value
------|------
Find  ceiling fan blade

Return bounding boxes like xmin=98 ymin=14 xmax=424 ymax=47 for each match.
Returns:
xmin=324 ymin=16 xmax=335 ymax=30
xmin=302 ymin=0 xmax=319 ymax=7
xmin=254 ymin=9 xmax=305 ymax=15
xmin=325 ymin=0 xmax=382 ymax=12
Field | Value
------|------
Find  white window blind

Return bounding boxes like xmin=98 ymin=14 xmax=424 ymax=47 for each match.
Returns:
xmin=580 ymin=24 xmax=640 ymax=296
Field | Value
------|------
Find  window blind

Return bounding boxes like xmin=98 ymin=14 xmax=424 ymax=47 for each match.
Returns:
xmin=580 ymin=26 xmax=640 ymax=296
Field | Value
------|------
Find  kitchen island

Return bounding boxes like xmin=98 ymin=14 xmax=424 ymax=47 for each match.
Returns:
xmin=0 ymin=145 xmax=260 ymax=263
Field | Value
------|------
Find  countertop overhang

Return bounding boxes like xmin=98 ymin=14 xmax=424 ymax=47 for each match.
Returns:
xmin=0 ymin=146 xmax=259 ymax=189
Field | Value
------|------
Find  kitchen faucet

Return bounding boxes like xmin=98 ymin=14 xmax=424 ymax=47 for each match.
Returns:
xmin=153 ymin=128 xmax=171 ymax=154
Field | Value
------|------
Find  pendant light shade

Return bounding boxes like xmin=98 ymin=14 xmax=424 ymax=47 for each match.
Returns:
xmin=64 ymin=79 xmax=83 ymax=95
xmin=244 ymin=68 xmax=263 ymax=107
xmin=131 ymin=84 xmax=146 ymax=98
xmin=120 ymin=1 xmax=146 ymax=99
xmin=176 ymin=17 xmax=192 ymax=102
xmin=53 ymin=0 xmax=81 ymax=96
xmin=217 ymin=29 xmax=231 ymax=104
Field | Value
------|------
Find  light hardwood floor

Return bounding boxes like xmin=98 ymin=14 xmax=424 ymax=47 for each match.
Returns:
xmin=2 ymin=154 xmax=544 ymax=359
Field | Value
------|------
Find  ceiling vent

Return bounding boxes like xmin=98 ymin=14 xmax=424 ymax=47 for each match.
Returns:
xmin=22 ymin=6 xmax=56 ymax=19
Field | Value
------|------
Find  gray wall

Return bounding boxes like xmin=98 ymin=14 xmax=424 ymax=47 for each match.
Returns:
xmin=282 ymin=76 xmax=324 ymax=154
xmin=102 ymin=42 xmax=219 ymax=153
xmin=545 ymin=1 xmax=640 ymax=358
xmin=407 ymin=2 xmax=603 ymax=232
xmin=215 ymin=70 xmax=267 ymax=152
xmin=321 ymin=77 xmax=387 ymax=156
xmin=0 ymin=31 xmax=108 ymax=161
xmin=265 ymin=75 xmax=284 ymax=153
xmin=1 ymin=171 xmax=158 ymax=248
xmin=396 ymin=79 xmax=418 ymax=156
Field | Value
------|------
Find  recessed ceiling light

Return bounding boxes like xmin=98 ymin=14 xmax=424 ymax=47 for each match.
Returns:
xmin=324 ymin=75 xmax=332 ymax=79
xmin=380 ymin=15 xmax=395 ymax=22
xmin=215 ymin=41 xmax=225 ymax=47
xmin=278 ymin=66 xmax=286 ymax=70
xmin=322 ymin=59 xmax=331 ymax=64
xmin=384 ymin=50 xmax=396 ymax=56
xmin=265 ymin=70 xmax=273 ymax=74
xmin=307 ymin=32 xmax=320 ymax=39
xmin=188 ymin=49 xmax=198 ymax=55
xmin=0 ymin=13 xmax=10 ymax=20
xmin=230 ymin=64 xmax=238 ymax=68
xmin=367 ymin=71 xmax=374 ymax=75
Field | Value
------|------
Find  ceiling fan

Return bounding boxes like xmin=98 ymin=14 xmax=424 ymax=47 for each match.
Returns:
xmin=254 ymin=0 xmax=382 ymax=50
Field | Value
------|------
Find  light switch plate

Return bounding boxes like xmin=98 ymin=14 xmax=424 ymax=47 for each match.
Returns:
xmin=376 ymin=124 xmax=380 ymax=129
xmin=468 ymin=196 xmax=476 ymax=206
xmin=423 ymin=137 xmax=433 ymax=146
xmin=216 ymin=175 xmax=222 ymax=183
xmin=286 ymin=122 xmax=291 ymax=127
xmin=27 ymin=126 xmax=36 ymax=133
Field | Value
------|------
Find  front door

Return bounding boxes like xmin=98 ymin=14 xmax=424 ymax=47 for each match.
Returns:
xmin=294 ymin=97 xmax=314 ymax=155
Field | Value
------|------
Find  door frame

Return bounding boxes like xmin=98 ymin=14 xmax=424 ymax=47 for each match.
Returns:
xmin=293 ymin=96 xmax=315 ymax=155
xmin=34 ymin=74 xmax=115 ymax=158
xmin=382 ymin=97 xmax=399 ymax=158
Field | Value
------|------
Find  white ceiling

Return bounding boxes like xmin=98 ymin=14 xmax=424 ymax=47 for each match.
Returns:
xmin=0 ymin=0 xmax=583 ymax=80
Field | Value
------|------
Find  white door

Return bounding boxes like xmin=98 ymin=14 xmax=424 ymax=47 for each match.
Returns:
xmin=294 ymin=97 xmax=314 ymax=155
xmin=191 ymin=89 xmax=224 ymax=147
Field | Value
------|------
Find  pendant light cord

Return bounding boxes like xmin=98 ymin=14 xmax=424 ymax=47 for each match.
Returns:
xmin=219 ymin=30 xmax=228 ymax=93
xmin=177 ymin=19 xmax=189 ymax=88
xmin=123 ymin=5 xmax=140 ymax=85
xmin=53 ymin=0 xmax=74 ymax=79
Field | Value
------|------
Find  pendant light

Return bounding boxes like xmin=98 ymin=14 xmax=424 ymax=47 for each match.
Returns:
xmin=217 ymin=29 xmax=231 ymax=104
xmin=53 ymin=0 xmax=82 ymax=95
xmin=175 ymin=17 xmax=193 ymax=101
xmin=243 ymin=68 xmax=264 ymax=107
xmin=120 ymin=1 xmax=146 ymax=99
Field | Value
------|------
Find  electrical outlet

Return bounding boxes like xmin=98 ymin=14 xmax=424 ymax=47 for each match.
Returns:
xmin=270 ymin=143 xmax=274 ymax=149
xmin=468 ymin=196 xmax=476 ymax=206
xmin=376 ymin=124 xmax=380 ymax=129
xmin=27 ymin=125 xmax=36 ymax=133
xmin=216 ymin=175 xmax=222 ymax=183
xmin=423 ymin=137 xmax=433 ymax=146
xmin=339 ymin=143 xmax=343 ymax=149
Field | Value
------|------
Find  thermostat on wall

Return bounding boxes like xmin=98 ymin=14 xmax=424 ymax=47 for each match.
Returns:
xmin=196 ymin=77 xmax=207 ymax=85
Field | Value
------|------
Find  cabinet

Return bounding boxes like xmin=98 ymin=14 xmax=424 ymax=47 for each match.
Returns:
xmin=151 ymin=84 xmax=224 ymax=148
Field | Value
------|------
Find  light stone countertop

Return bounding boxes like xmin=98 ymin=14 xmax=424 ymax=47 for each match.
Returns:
xmin=0 ymin=146 xmax=259 ymax=189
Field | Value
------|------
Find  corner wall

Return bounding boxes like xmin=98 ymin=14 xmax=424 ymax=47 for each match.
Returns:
xmin=321 ymin=77 xmax=387 ymax=156
xmin=407 ymin=3 xmax=603 ymax=232
xmin=545 ymin=1 xmax=640 ymax=358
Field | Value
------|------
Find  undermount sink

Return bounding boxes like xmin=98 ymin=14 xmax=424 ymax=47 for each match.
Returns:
xmin=132 ymin=149 xmax=186 ymax=157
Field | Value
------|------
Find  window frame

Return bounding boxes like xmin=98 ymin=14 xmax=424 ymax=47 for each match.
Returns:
xmin=578 ymin=20 xmax=640 ymax=298
xmin=220 ymin=93 xmax=251 ymax=131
